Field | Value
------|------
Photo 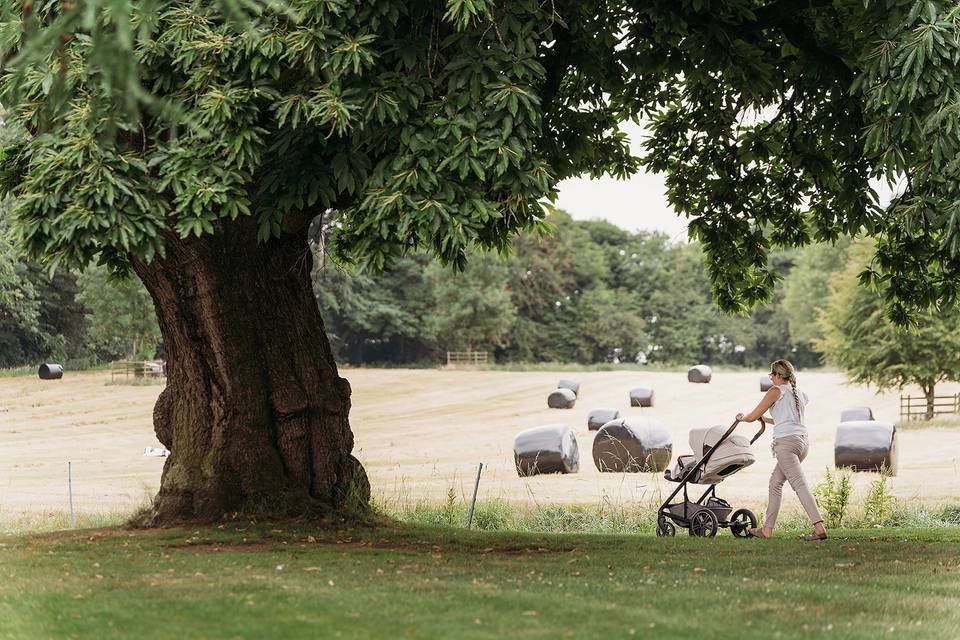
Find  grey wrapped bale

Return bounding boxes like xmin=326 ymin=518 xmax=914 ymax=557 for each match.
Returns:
xmin=834 ymin=420 xmax=897 ymax=475
xmin=547 ymin=388 xmax=577 ymax=409
xmin=629 ymin=387 xmax=655 ymax=407
xmin=760 ymin=376 xmax=773 ymax=392
xmin=687 ymin=365 xmax=712 ymax=383
xmin=840 ymin=406 xmax=873 ymax=422
xmin=587 ymin=408 xmax=620 ymax=431
xmin=558 ymin=379 xmax=580 ymax=396
xmin=514 ymin=424 xmax=580 ymax=476
xmin=592 ymin=417 xmax=673 ymax=473
xmin=38 ymin=363 xmax=63 ymax=380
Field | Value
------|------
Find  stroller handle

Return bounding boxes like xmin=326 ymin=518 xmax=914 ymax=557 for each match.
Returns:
xmin=739 ymin=417 xmax=766 ymax=444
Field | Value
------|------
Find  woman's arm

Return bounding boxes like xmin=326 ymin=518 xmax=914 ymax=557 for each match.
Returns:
xmin=736 ymin=387 xmax=781 ymax=423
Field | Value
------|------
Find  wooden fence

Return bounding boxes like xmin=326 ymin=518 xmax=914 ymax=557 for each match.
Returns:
xmin=110 ymin=360 xmax=166 ymax=381
xmin=445 ymin=351 xmax=489 ymax=366
xmin=899 ymin=393 xmax=960 ymax=420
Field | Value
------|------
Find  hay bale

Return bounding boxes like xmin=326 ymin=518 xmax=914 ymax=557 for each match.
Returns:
xmin=547 ymin=388 xmax=577 ymax=409
xmin=687 ymin=365 xmax=712 ymax=383
xmin=587 ymin=408 xmax=620 ymax=431
xmin=557 ymin=379 xmax=580 ymax=396
xmin=629 ymin=387 xmax=655 ymax=407
xmin=840 ymin=406 xmax=873 ymax=422
xmin=834 ymin=420 xmax=897 ymax=475
xmin=514 ymin=424 xmax=580 ymax=476
xmin=760 ymin=376 xmax=773 ymax=392
xmin=38 ymin=363 xmax=63 ymax=380
xmin=592 ymin=417 xmax=673 ymax=473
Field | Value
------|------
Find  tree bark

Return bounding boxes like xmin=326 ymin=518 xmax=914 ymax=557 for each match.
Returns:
xmin=130 ymin=219 xmax=369 ymax=525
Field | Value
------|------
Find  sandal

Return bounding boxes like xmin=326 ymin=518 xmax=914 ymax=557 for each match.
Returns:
xmin=803 ymin=532 xmax=828 ymax=541
xmin=747 ymin=527 xmax=772 ymax=539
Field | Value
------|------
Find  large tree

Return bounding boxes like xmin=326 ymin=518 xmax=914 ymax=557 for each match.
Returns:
xmin=0 ymin=1 xmax=957 ymax=523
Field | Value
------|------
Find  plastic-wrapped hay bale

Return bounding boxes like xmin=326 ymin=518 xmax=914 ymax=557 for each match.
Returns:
xmin=547 ymin=388 xmax=577 ymax=409
xmin=687 ymin=365 xmax=712 ymax=383
xmin=629 ymin=387 xmax=655 ymax=407
xmin=587 ymin=408 xmax=620 ymax=431
xmin=514 ymin=424 xmax=580 ymax=476
xmin=840 ymin=406 xmax=873 ymax=422
xmin=38 ymin=363 xmax=64 ymax=380
xmin=760 ymin=376 xmax=773 ymax=392
xmin=557 ymin=379 xmax=580 ymax=396
xmin=592 ymin=417 xmax=673 ymax=472
xmin=834 ymin=420 xmax=897 ymax=475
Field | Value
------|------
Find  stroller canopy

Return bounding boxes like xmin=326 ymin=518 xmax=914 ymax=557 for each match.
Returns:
xmin=668 ymin=424 xmax=756 ymax=484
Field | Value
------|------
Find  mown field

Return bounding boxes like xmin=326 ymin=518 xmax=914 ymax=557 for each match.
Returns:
xmin=0 ymin=522 xmax=958 ymax=639
xmin=3 ymin=368 xmax=960 ymax=526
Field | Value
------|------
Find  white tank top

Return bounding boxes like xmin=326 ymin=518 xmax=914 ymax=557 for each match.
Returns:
xmin=770 ymin=383 xmax=808 ymax=440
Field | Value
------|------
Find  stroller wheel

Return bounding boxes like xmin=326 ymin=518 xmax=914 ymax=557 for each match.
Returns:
xmin=688 ymin=509 xmax=718 ymax=537
xmin=730 ymin=509 xmax=757 ymax=538
xmin=656 ymin=514 xmax=676 ymax=537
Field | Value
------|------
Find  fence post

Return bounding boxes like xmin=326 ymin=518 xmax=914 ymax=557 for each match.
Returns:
xmin=67 ymin=461 xmax=75 ymax=530
xmin=466 ymin=462 xmax=484 ymax=529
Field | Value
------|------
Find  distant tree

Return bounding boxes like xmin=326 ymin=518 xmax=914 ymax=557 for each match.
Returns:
xmin=314 ymin=254 xmax=436 ymax=364
xmin=782 ymin=241 xmax=851 ymax=348
xmin=817 ymin=242 xmax=960 ymax=419
xmin=76 ymin=266 xmax=161 ymax=361
xmin=429 ymin=253 xmax=517 ymax=354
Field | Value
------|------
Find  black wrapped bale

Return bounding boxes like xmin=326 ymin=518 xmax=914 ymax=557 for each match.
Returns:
xmin=514 ymin=424 xmax=580 ymax=476
xmin=587 ymin=408 xmax=620 ymax=431
xmin=840 ymin=406 xmax=873 ymax=422
xmin=760 ymin=376 xmax=773 ymax=392
xmin=629 ymin=387 xmax=655 ymax=407
xmin=592 ymin=417 xmax=673 ymax=473
xmin=547 ymin=388 xmax=577 ymax=409
xmin=38 ymin=364 xmax=63 ymax=380
xmin=557 ymin=379 xmax=580 ymax=396
xmin=687 ymin=365 xmax=712 ymax=383
xmin=834 ymin=420 xmax=897 ymax=475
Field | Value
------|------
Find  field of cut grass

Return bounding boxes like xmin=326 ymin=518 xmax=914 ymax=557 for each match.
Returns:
xmin=0 ymin=522 xmax=958 ymax=639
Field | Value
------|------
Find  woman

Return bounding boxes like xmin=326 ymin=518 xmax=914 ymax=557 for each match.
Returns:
xmin=736 ymin=359 xmax=828 ymax=541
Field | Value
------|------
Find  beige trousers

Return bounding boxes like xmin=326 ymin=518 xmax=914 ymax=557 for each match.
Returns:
xmin=764 ymin=435 xmax=823 ymax=529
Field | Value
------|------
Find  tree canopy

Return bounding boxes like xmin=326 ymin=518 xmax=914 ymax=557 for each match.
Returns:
xmin=1 ymin=0 xmax=958 ymax=322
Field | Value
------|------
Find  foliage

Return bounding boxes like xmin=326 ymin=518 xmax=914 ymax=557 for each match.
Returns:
xmin=816 ymin=240 xmax=960 ymax=406
xmin=863 ymin=467 xmax=896 ymax=527
xmin=75 ymin=266 xmax=161 ymax=361
xmin=813 ymin=467 xmax=853 ymax=528
xmin=428 ymin=252 xmax=517 ymax=353
xmin=318 ymin=212 xmax=817 ymax=366
xmin=1 ymin=1 xmax=959 ymax=325
xmin=782 ymin=240 xmax=851 ymax=347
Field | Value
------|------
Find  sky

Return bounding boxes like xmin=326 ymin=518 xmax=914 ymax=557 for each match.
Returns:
xmin=554 ymin=120 xmax=902 ymax=241
xmin=553 ymin=120 xmax=690 ymax=242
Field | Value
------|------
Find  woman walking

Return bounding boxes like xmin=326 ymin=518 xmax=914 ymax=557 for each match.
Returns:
xmin=736 ymin=359 xmax=828 ymax=541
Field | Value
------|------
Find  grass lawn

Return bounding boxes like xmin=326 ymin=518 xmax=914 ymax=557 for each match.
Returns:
xmin=0 ymin=521 xmax=958 ymax=639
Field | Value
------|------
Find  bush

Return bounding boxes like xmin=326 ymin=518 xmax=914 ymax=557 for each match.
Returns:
xmin=862 ymin=466 xmax=895 ymax=526
xmin=814 ymin=467 xmax=852 ymax=527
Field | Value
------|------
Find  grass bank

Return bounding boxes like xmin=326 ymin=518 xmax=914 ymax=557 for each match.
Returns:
xmin=0 ymin=522 xmax=957 ymax=639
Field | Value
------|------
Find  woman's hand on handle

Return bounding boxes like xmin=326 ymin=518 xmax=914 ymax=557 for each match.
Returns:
xmin=735 ymin=413 xmax=745 ymax=422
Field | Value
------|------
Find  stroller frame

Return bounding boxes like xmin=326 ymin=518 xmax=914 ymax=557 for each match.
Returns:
xmin=657 ymin=418 xmax=765 ymax=537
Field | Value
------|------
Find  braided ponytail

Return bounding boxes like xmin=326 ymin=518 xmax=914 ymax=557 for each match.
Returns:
xmin=771 ymin=359 xmax=803 ymax=422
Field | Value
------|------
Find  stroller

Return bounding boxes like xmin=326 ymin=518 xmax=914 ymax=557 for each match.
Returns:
xmin=657 ymin=418 xmax=765 ymax=537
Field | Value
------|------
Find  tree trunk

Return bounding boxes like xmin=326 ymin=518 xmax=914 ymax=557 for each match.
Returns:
xmin=130 ymin=219 xmax=369 ymax=525
xmin=923 ymin=383 xmax=936 ymax=421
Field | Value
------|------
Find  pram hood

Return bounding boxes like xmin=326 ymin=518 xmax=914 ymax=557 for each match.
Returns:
xmin=670 ymin=424 xmax=755 ymax=484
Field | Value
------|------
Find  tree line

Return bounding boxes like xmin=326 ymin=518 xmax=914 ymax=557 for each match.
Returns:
xmin=313 ymin=210 xmax=820 ymax=368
